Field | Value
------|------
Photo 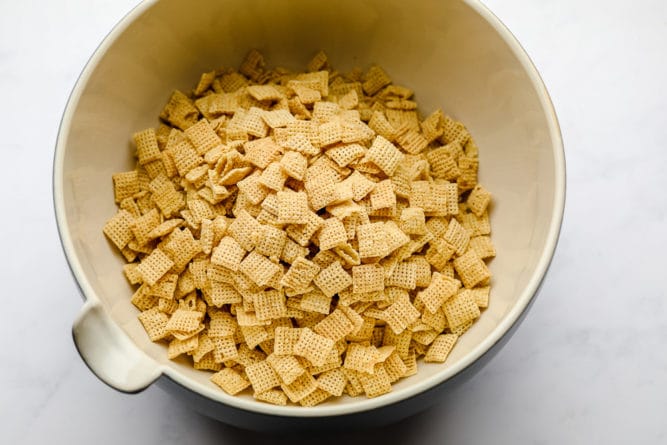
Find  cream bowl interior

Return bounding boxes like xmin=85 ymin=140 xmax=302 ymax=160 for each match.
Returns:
xmin=56 ymin=0 xmax=564 ymax=417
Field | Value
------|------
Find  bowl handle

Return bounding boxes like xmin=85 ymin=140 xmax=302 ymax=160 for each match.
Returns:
xmin=72 ymin=301 xmax=161 ymax=393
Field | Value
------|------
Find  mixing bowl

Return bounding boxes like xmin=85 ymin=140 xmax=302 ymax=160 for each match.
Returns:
xmin=54 ymin=0 xmax=565 ymax=431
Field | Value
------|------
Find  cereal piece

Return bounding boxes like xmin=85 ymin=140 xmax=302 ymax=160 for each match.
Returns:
xmin=369 ymin=180 xmax=396 ymax=211
xmin=227 ymin=210 xmax=262 ymax=251
xmin=293 ymin=328 xmax=335 ymax=367
xmin=245 ymin=360 xmax=281 ymax=394
xmin=209 ymin=312 xmax=238 ymax=338
xmin=344 ymin=343 xmax=381 ymax=374
xmin=383 ymin=351 xmax=409 ymax=382
xmin=357 ymin=222 xmax=388 ymax=259
xmin=165 ymin=309 xmax=204 ymax=334
xmin=314 ymin=262 xmax=352 ymax=298
xmin=254 ymin=389 xmax=288 ymax=406
xmin=399 ymin=207 xmax=426 ymax=235
xmin=281 ymin=371 xmax=318 ymax=403
xmin=247 ymin=84 xmax=283 ymax=102
xmin=457 ymin=155 xmax=479 ymax=192
xmin=381 ymin=298 xmax=420 ymax=335
xmin=395 ymin=128 xmax=428 ymax=154
xmin=468 ymin=235 xmax=496 ymax=260
xmin=255 ymin=225 xmax=287 ymax=261
xmin=210 ymin=236 xmax=246 ymax=271
xmin=134 ymin=128 xmax=161 ymax=165
xmin=103 ymin=209 xmax=135 ymax=250
xmin=184 ymin=119 xmax=222 ymax=155
xmin=286 ymin=210 xmax=325 ymax=247
xmin=471 ymin=286 xmax=490 ymax=309
xmin=358 ymin=365 xmax=392 ymax=398
xmin=160 ymin=90 xmax=199 ymax=130
xmin=239 ymin=251 xmax=281 ymax=287
xmin=274 ymin=326 xmax=302 ymax=356
xmin=280 ymin=257 xmax=320 ymax=292
xmin=137 ymin=307 xmax=170 ymax=341
xmin=368 ymin=111 xmax=396 ymax=141
xmin=254 ymin=289 xmax=288 ymax=321
xmin=299 ymin=388 xmax=332 ymax=406
xmin=280 ymin=150 xmax=308 ymax=181
xmin=363 ymin=66 xmax=392 ymax=95
xmin=385 ymin=262 xmax=417 ymax=290
xmin=418 ymin=272 xmax=461 ymax=313
xmin=291 ymin=84 xmax=321 ymax=104
xmin=307 ymin=50 xmax=329 ymax=72
xmin=317 ymin=368 xmax=347 ymax=397
xmin=352 ymin=264 xmax=385 ymax=294
xmin=365 ymin=135 xmax=404 ymax=176
xmin=444 ymin=218 xmax=471 ymax=256
xmin=467 ymin=184 xmax=492 ymax=217
xmin=313 ymin=309 xmax=355 ymax=341
xmin=318 ymin=217 xmax=348 ymax=251
xmin=244 ymin=137 xmax=282 ymax=169
xmin=326 ymin=143 xmax=366 ymax=168
xmin=442 ymin=289 xmax=481 ymax=329
xmin=167 ymin=335 xmax=198 ymax=359
xmin=383 ymin=221 xmax=410 ymax=254
xmin=266 ymin=354 xmax=305 ymax=385
xmin=300 ymin=290 xmax=332 ymax=315
xmin=453 ymin=249 xmax=491 ymax=288
xmin=409 ymin=255 xmax=432 ymax=288
xmin=423 ymin=334 xmax=458 ymax=363
xmin=136 ymin=248 xmax=174 ymax=286
xmin=276 ymin=190 xmax=309 ymax=224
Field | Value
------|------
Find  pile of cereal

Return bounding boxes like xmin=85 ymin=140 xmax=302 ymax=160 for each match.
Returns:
xmin=103 ymin=50 xmax=494 ymax=406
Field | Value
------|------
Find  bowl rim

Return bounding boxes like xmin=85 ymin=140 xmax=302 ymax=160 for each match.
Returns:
xmin=53 ymin=0 xmax=565 ymax=418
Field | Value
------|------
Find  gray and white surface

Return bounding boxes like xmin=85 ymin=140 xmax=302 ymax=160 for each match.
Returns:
xmin=1 ymin=0 xmax=665 ymax=443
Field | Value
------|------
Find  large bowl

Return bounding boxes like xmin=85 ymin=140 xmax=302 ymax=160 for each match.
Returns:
xmin=54 ymin=0 xmax=565 ymax=431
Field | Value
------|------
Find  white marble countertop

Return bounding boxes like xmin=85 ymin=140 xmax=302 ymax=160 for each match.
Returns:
xmin=1 ymin=0 xmax=666 ymax=443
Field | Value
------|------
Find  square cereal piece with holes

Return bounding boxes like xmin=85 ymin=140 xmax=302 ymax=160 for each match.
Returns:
xmin=280 ymin=257 xmax=320 ymax=292
xmin=444 ymin=218 xmax=471 ymax=256
xmin=299 ymin=387 xmax=332 ymax=406
xmin=369 ymin=180 xmax=396 ymax=211
xmin=266 ymin=354 xmax=305 ymax=385
xmin=286 ymin=211 xmax=324 ymax=247
xmin=363 ymin=66 xmax=392 ymax=95
xmin=314 ymin=261 xmax=352 ymax=298
xmin=300 ymin=290 xmax=332 ymax=315
xmin=293 ymin=328 xmax=335 ymax=367
xmin=262 ymin=109 xmax=296 ymax=128
xmin=133 ymin=128 xmax=161 ymax=165
xmin=369 ymin=110 xmax=397 ymax=142
xmin=366 ymin=136 xmax=404 ymax=176
xmin=352 ymin=264 xmax=385 ymax=294
xmin=247 ymin=84 xmax=283 ymax=102
xmin=358 ymin=365 xmax=392 ymax=398
xmin=357 ymin=222 xmax=388 ymax=259
xmin=313 ymin=309 xmax=355 ymax=342
xmin=395 ymin=128 xmax=428 ymax=155
xmin=408 ymin=255 xmax=432 ymax=287
xmin=385 ymin=262 xmax=417 ymax=290
xmin=239 ymin=251 xmax=281 ymax=287
xmin=274 ymin=327 xmax=302 ymax=356
xmin=160 ymin=90 xmax=199 ymax=130
xmin=443 ymin=289 xmax=481 ymax=329
xmin=276 ymin=190 xmax=309 ymax=224
xmin=211 ymin=236 xmax=246 ymax=271
xmin=424 ymin=334 xmax=458 ymax=363
xmin=255 ymin=225 xmax=287 ymax=261
xmin=255 ymin=289 xmax=288 ymax=321
xmin=254 ymin=389 xmax=288 ymax=406
xmin=227 ymin=210 xmax=263 ymax=251
xmin=318 ymin=120 xmax=343 ymax=147
xmin=245 ymin=360 xmax=281 ymax=394
xmin=453 ymin=249 xmax=491 ymax=288
xmin=137 ymin=308 xmax=170 ymax=341
xmin=136 ymin=248 xmax=174 ymax=286
xmin=165 ymin=308 xmax=204 ymax=333
xmin=281 ymin=371 xmax=318 ymax=403
xmin=184 ymin=119 xmax=222 ymax=155
xmin=103 ymin=209 xmax=135 ymax=250
xmin=468 ymin=235 xmax=496 ymax=260
xmin=237 ymin=171 xmax=269 ymax=205
xmin=318 ymin=217 xmax=347 ymax=251
xmin=349 ymin=171 xmax=376 ymax=202
xmin=326 ymin=143 xmax=366 ymax=168
xmin=381 ymin=298 xmax=421 ymax=335
xmin=470 ymin=285 xmax=490 ymax=309
xmin=211 ymin=368 xmax=251 ymax=395
xmin=344 ymin=343 xmax=381 ymax=374
xmin=280 ymin=151 xmax=308 ymax=181
xmin=317 ymin=368 xmax=347 ymax=397
xmin=244 ymin=137 xmax=282 ymax=169
xmin=399 ymin=207 xmax=426 ymax=235
xmin=467 ymin=184 xmax=492 ymax=217
xmin=259 ymin=162 xmax=288 ymax=191
xmin=418 ymin=272 xmax=461 ymax=313
xmin=383 ymin=221 xmax=410 ymax=254
xmin=426 ymin=145 xmax=461 ymax=180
